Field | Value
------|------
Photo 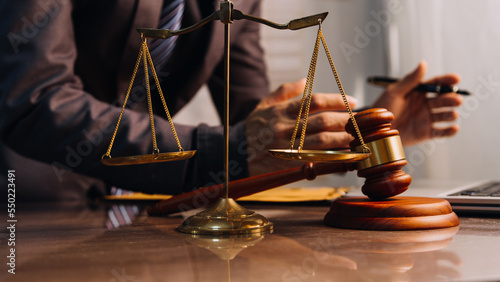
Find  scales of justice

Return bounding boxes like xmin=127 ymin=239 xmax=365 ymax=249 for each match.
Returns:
xmin=101 ymin=1 xmax=459 ymax=235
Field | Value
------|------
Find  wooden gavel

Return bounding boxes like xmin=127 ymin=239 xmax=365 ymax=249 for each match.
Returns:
xmin=345 ymin=108 xmax=411 ymax=199
xmin=147 ymin=108 xmax=410 ymax=216
xmin=147 ymin=161 xmax=355 ymax=215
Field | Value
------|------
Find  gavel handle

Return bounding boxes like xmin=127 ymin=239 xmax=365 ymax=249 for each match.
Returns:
xmin=147 ymin=162 xmax=354 ymax=216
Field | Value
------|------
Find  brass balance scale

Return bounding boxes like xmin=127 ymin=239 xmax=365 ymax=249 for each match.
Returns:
xmin=101 ymin=1 xmax=459 ymax=235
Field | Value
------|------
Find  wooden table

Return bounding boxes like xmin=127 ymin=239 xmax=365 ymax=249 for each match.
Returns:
xmin=2 ymin=201 xmax=500 ymax=281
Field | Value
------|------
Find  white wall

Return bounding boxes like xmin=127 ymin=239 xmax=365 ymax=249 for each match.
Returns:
xmin=264 ymin=0 xmax=500 ymax=184
xmin=383 ymin=0 xmax=500 ymax=182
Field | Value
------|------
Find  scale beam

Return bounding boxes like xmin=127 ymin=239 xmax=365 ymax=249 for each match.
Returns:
xmin=232 ymin=10 xmax=328 ymax=30
xmin=138 ymin=9 xmax=328 ymax=39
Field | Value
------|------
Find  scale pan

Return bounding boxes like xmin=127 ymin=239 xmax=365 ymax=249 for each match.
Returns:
xmin=101 ymin=150 xmax=196 ymax=166
xmin=268 ymin=149 xmax=369 ymax=163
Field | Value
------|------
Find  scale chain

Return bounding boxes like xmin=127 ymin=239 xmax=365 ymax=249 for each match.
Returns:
xmin=144 ymin=42 xmax=184 ymax=152
xmin=142 ymin=40 xmax=159 ymax=154
xmin=298 ymin=32 xmax=321 ymax=151
xmin=102 ymin=44 xmax=144 ymax=159
xmin=288 ymin=23 xmax=369 ymax=153
xmin=289 ymin=27 xmax=321 ymax=151
xmin=102 ymin=36 xmax=185 ymax=160
xmin=318 ymin=27 xmax=369 ymax=152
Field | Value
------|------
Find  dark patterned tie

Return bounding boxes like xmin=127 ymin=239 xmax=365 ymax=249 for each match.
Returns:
xmin=105 ymin=187 xmax=140 ymax=229
xmin=132 ymin=0 xmax=184 ymax=88
xmin=149 ymin=0 xmax=185 ymax=72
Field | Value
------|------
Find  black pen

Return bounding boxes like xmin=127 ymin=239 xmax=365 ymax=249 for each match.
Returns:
xmin=367 ymin=76 xmax=470 ymax=95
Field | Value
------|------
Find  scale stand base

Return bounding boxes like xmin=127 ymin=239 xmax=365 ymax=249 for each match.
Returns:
xmin=177 ymin=198 xmax=273 ymax=235
xmin=324 ymin=196 xmax=460 ymax=230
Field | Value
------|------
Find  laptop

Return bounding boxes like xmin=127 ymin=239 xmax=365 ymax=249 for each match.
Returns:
xmin=345 ymin=179 xmax=500 ymax=214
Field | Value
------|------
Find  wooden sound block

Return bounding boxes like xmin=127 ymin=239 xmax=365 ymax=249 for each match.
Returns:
xmin=324 ymin=196 xmax=460 ymax=230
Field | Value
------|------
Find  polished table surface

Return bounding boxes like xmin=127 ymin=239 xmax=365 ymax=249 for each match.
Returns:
xmin=2 ymin=201 xmax=500 ymax=282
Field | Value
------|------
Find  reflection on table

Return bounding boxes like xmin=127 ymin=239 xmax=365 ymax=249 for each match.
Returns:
xmin=2 ymin=202 xmax=500 ymax=282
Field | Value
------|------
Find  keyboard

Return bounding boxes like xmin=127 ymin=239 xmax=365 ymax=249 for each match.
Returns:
xmin=449 ymin=181 xmax=500 ymax=197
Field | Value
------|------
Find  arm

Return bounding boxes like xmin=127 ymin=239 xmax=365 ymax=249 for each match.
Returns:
xmin=0 ymin=1 xmax=212 ymax=194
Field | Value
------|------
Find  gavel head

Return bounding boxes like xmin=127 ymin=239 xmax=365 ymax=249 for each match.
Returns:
xmin=345 ymin=108 xmax=411 ymax=199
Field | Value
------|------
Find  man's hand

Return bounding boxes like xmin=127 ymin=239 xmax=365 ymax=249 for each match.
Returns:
xmin=372 ymin=61 xmax=463 ymax=146
xmin=244 ymin=62 xmax=462 ymax=176
xmin=245 ymin=79 xmax=357 ymax=176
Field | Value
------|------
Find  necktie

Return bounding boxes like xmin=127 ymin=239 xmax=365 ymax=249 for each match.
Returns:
xmin=132 ymin=0 xmax=184 ymax=88
xmin=105 ymin=187 xmax=140 ymax=230
xmin=149 ymin=0 xmax=185 ymax=72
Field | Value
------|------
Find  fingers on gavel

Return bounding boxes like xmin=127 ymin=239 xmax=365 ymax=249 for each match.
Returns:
xmin=345 ymin=108 xmax=412 ymax=199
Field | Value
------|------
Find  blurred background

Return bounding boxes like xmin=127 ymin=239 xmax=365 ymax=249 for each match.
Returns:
xmin=174 ymin=0 xmax=500 ymax=187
